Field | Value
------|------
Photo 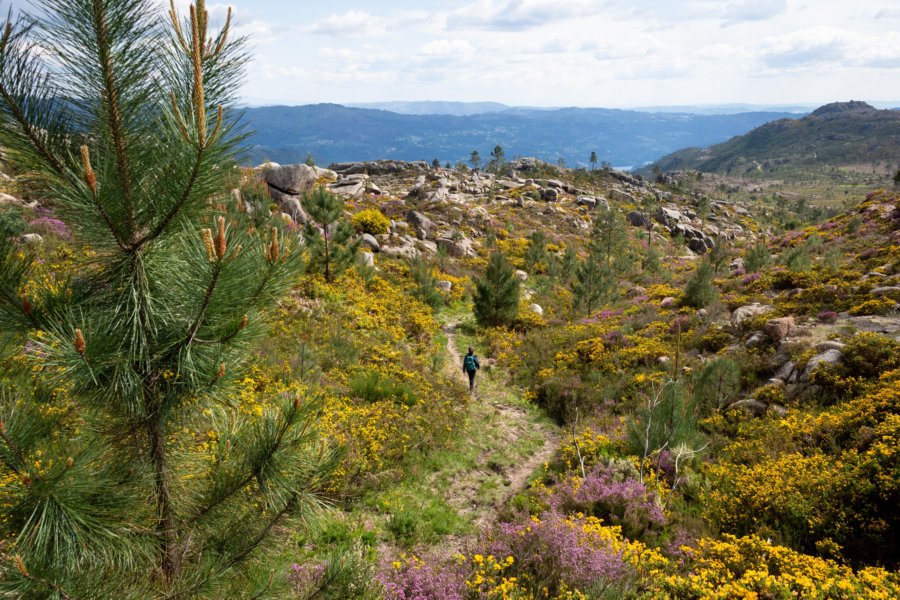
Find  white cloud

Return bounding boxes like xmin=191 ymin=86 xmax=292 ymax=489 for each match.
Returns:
xmin=874 ymin=8 xmax=900 ymax=19
xmin=446 ymin=0 xmax=604 ymax=31
xmin=721 ymin=0 xmax=787 ymax=26
xmin=759 ymin=28 xmax=848 ymax=69
xmin=304 ymin=11 xmax=388 ymax=37
xmin=420 ymin=39 xmax=477 ymax=57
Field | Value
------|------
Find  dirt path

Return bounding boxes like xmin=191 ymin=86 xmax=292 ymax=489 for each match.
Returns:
xmin=440 ymin=322 xmax=561 ymax=531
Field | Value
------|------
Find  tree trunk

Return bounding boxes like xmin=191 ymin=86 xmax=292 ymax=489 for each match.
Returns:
xmin=149 ymin=419 xmax=179 ymax=582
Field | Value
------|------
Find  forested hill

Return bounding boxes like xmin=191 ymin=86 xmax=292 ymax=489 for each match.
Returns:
xmin=240 ymin=103 xmax=797 ymax=168
xmin=642 ymin=101 xmax=900 ymax=176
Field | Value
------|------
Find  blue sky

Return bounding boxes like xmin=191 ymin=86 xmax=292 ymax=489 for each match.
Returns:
xmin=184 ymin=1 xmax=900 ymax=107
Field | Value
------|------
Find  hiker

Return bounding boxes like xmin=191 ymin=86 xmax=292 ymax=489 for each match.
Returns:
xmin=462 ymin=347 xmax=480 ymax=393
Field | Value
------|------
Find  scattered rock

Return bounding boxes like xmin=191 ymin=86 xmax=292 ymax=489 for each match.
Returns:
xmin=697 ymin=308 xmax=709 ymax=319
xmin=731 ymin=303 xmax=775 ymax=326
xmin=871 ymin=286 xmax=900 ymax=297
xmin=329 ymin=160 xmax=428 ymax=176
xmin=436 ymin=280 xmax=453 ymax=292
xmin=626 ymin=211 xmax=651 ymax=228
xmin=660 ymin=297 xmax=676 ymax=309
xmin=801 ymin=349 xmax=844 ymax=381
xmin=515 ymin=270 xmax=529 ymax=282
xmin=746 ymin=332 xmax=766 ymax=348
xmin=529 ymin=304 xmax=543 ymax=316
xmin=360 ymin=234 xmax=380 ymax=252
xmin=20 ymin=233 xmax=43 ymax=245
xmin=0 ymin=192 xmax=24 ymax=206
xmin=406 ymin=210 xmax=434 ymax=232
xmin=381 ymin=244 xmax=420 ymax=260
xmin=775 ymin=361 xmax=797 ymax=382
xmin=359 ymin=252 xmax=375 ymax=267
xmin=436 ymin=236 xmax=475 ymax=258
xmin=542 ymin=188 xmax=559 ymax=202
xmin=265 ymin=164 xmax=336 ymax=195
xmin=765 ymin=317 xmax=796 ymax=341
xmin=767 ymin=404 xmax=788 ymax=417
xmin=815 ymin=341 xmax=845 ymax=352
xmin=729 ymin=399 xmax=768 ymax=416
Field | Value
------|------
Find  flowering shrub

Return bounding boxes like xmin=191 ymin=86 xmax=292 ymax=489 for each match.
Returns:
xmin=848 ymin=297 xmax=896 ymax=316
xmin=379 ymin=554 xmax=468 ymax=600
xmin=655 ymin=534 xmax=900 ymax=599
xmin=542 ymin=466 xmax=666 ymax=540
xmin=27 ymin=216 xmax=72 ymax=240
xmin=352 ymin=208 xmax=391 ymax=235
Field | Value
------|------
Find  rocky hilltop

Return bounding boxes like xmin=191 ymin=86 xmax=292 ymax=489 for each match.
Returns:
xmin=253 ymin=158 xmax=759 ymax=263
xmin=643 ymin=101 xmax=900 ymax=176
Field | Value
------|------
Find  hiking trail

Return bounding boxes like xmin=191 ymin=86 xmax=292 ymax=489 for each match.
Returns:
xmin=438 ymin=321 xmax=561 ymax=533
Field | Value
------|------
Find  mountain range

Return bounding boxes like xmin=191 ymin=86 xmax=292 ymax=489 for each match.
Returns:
xmin=239 ymin=103 xmax=799 ymax=169
xmin=642 ymin=101 xmax=900 ymax=176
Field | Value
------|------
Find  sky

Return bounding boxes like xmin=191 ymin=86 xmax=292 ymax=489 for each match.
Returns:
xmin=188 ymin=1 xmax=900 ymax=108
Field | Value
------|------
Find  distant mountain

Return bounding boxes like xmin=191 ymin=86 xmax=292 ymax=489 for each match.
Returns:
xmin=641 ymin=101 xmax=900 ymax=176
xmin=345 ymin=101 xmax=511 ymax=116
xmin=240 ymin=104 xmax=796 ymax=168
xmin=634 ymin=104 xmax=812 ymax=115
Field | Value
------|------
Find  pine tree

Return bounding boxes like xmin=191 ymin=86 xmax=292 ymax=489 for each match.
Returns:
xmin=0 ymin=1 xmax=337 ymax=595
xmin=572 ymin=208 xmax=629 ymax=314
xmin=683 ymin=260 xmax=718 ymax=308
xmin=573 ymin=254 xmax=608 ymax=315
xmin=473 ymin=252 xmax=520 ymax=327
xmin=523 ymin=231 xmax=549 ymax=274
xmin=488 ymin=145 xmax=505 ymax=173
xmin=708 ymin=236 xmax=730 ymax=275
xmin=589 ymin=151 xmax=598 ymax=171
xmin=302 ymin=187 xmax=360 ymax=283
xmin=408 ymin=257 xmax=443 ymax=309
xmin=469 ymin=150 xmax=481 ymax=170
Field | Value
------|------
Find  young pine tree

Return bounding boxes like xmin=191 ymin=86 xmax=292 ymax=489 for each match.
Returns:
xmin=573 ymin=208 xmax=629 ymax=314
xmin=473 ymin=252 xmax=521 ymax=327
xmin=683 ymin=259 xmax=719 ymax=308
xmin=408 ymin=257 xmax=444 ymax=310
xmin=0 ymin=1 xmax=337 ymax=596
xmin=523 ymin=231 xmax=549 ymax=274
xmin=302 ymin=187 xmax=360 ymax=283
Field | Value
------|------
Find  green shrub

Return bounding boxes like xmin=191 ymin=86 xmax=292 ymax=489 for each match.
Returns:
xmin=349 ymin=370 xmax=417 ymax=407
xmin=695 ymin=324 xmax=734 ymax=353
xmin=408 ymin=257 xmax=444 ymax=310
xmin=386 ymin=505 xmax=419 ymax=546
xmin=352 ymin=208 xmax=390 ymax=235
xmin=0 ymin=206 xmax=26 ymax=237
xmin=683 ymin=260 xmax=718 ymax=308
xmin=841 ymin=332 xmax=900 ymax=379
xmin=744 ymin=242 xmax=771 ymax=272
xmin=693 ymin=358 xmax=741 ymax=413
xmin=473 ymin=251 xmax=521 ymax=327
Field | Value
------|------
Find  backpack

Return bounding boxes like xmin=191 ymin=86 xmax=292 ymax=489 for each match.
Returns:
xmin=463 ymin=354 xmax=478 ymax=373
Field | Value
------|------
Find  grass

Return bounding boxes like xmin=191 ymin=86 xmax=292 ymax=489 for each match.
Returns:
xmin=304 ymin=306 xmax=559 ymax=557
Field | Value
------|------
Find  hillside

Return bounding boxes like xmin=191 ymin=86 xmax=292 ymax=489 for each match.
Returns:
xmin=4 ymin=147 xmax=900 ymax=596
xmin=241 ymin=103 xmax=797 ymax=168
xmin=643 ymin=101 xmax=900 ymax=176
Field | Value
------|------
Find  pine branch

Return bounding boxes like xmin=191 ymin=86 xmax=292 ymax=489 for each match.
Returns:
xmin=0 ymin=18 xmax=65 ymax=177
xmin=91 ymin=0 xmax=136 ymax=242
xmin=132 ymin=146 xmax=205 ymax=249
xmin=190 ymin=399 xmax=304 ymax=524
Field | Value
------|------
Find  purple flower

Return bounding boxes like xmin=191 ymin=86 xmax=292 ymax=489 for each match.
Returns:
xmin=544 ymin=465 xmax=666 ymax=540
xmin=378 ymin=557 xmax=467 ymax=600
xmin=485 ymin=512 xmax=633 ymax=593
xmin=741 ymin=272 xmax=761 ymax=285
xmin=28 ymin=217 xmax=71 ymax=240
xmin=817 ymin=310 xmax=839 ymax=324
xmin=669 ymin=316 xmax=691 ymax=335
